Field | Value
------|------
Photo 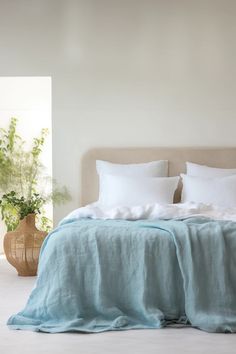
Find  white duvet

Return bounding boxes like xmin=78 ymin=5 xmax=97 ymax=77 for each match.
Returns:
xmin=64 ymin=202 xmax=236 ymax=222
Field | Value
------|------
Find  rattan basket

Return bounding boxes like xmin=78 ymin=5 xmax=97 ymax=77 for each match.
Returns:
xmin=3 ymin=213 xmax=47 ymax=276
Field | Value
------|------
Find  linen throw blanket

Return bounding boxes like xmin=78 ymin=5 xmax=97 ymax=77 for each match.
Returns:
xmin=7 ymin=218 xmax=236 ymax=333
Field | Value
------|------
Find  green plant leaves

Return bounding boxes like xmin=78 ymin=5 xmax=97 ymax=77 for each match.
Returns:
xmin=0 ymin=118 xmax=71 ymax=232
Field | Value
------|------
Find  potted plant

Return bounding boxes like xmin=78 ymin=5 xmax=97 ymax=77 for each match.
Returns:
xmin=0 ymin=118 xmax=71 ymax=275
xmin=0 ymin=191 xmax=45 ymax=230
xmin=1 ymin=192 xmax=48 ymax=276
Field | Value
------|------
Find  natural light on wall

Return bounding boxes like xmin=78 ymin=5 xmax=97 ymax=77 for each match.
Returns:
xmin=0 ymin=77 xmax=52 ymax=254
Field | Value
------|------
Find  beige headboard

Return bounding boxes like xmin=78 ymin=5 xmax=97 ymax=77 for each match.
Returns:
xmin=81 ymin=147 xmax=236 ymax=205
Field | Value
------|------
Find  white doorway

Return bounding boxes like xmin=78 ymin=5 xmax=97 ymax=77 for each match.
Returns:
xmin=0 ymin=77 xmax=52 ymax=254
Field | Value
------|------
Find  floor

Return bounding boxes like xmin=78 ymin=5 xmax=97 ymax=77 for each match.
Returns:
xmin=0 ymin=258 xmax=236 ymax=354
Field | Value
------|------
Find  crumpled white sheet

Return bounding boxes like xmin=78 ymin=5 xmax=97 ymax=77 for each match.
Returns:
xmin=64 ymin=202 xmax=236 ymax=222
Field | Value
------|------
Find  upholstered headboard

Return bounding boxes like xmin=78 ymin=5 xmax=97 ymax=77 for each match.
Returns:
xmin=81 ymin=147 xmax=236 ymax=205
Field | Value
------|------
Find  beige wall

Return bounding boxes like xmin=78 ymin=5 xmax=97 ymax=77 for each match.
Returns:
xmin=0 ymin=0 xmax=236 ymax=223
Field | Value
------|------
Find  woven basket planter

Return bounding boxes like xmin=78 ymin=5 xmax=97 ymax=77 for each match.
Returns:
xmin=3 ymin=214 xmax=47 ymax=276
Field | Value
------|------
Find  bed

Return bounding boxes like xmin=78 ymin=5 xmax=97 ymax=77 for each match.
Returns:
xmin=7 ymin=147 xmax=236 ymax=333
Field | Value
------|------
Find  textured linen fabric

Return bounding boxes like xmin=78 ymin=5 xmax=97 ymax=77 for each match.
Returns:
xmin=181 ymin=174 xmax=236 ymax=207
xmin=96 ymin=159 xmax=168 ymax=177
xmin=186 ymin=161 xmax=236 ymax=178
xmin=7 ymin=218 xmax=236 ymax=333
xmin=98 ymin=175 xmax=179 ymax=207
xmin=64 ymin=202 xmax=236 ymax=222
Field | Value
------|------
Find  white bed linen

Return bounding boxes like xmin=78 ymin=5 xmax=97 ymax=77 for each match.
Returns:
xmin=181 ymin=173 xmax=236 ymax=207
xmin=98 ymin=175 xmax=179 ymax=207
xmin=186 ymin=161 xmax=236 ymax=177
xmin=96 ymin=159 xmax=168 ymax=177
xmin=64 ymin=202 xmax=236 ymax=222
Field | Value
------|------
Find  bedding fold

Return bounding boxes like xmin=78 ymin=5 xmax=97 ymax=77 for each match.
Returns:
xmin=141 ymin=218 xmax=236 ymax=332
xmin=7 ymin=218 xmax=236 ymax=333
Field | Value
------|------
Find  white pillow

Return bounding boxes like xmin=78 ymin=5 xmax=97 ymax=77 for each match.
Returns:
xmin=186 ymin=161 xmax=236 ymax=178
xmin=96 ymin=160 xmax=168 ymax=177
xmin=181 ymin=173 xmax=236 ymax=207
xmin=98 ymin=174 xmax=179 ymax=208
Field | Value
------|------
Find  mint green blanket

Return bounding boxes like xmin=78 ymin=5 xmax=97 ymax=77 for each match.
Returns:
xmin=7 ymin=218 xmax=236 ymax=333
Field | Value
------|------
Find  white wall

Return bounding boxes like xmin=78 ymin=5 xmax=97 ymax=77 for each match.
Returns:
xmin=0 ymin=0 xmax=236 ymax=223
